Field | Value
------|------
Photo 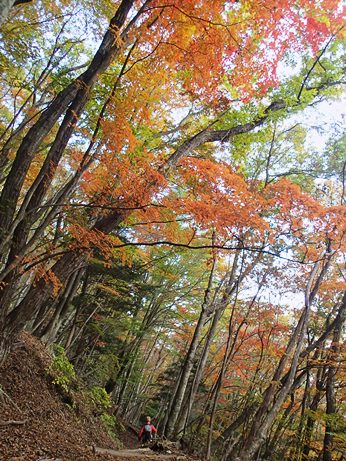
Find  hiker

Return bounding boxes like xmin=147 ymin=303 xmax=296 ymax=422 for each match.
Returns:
xmin=138 ymin=416 xmax=157 ymax=444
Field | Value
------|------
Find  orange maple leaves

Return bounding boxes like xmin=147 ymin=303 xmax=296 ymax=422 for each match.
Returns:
xmin=132 ymin=0 xmax=343 ymax=103
xmin=173 ymin=158 xmax=267 ymax=235
xmin=78 ymin=149 xmax=345 ymax=266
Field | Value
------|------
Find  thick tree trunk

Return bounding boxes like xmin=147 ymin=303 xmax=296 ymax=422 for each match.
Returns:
xmin=65 ymin=269 xmax=89 ymax=351
xmin=0 ymin=0 xmax=19 ymax=24
xmin=0 ymin=331 xmax=13 ymax=366
xmin=0 ymin=0 xmax=135 ymax=248
xmin=0 ymin=251 xmax=87 ymax=364
xmin=0 ymin=1 xmax=138 ymax=347
xmin=40 ymin=269 xmax=83 ymax=345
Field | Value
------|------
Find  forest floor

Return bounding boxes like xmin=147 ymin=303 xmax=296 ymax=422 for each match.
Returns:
xmin=0 ymin=333 xmax=197 ymax=461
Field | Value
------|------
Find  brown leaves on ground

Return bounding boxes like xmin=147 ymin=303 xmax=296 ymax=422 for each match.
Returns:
xmin=0 ymin=333 xmax=199 ymax=461
xmin=0 ymin=332 xmax=119 ymax=461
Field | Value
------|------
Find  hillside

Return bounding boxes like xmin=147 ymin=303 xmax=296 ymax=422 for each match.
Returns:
xmin=0 ymin=333 xmax=119 ymax=460
xmin=0 ymin=333 xmax=199 ymax=461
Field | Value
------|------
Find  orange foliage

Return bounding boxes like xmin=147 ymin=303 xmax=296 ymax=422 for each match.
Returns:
xmin=265 ymin=179 xmax=346 ymax=255
xmin=32 ymin=266 xmax=62 ymax=297
xmin=81 ymin=149 xmax=167 ymax=213
xmin=171 ymin=158 xmax=268 ymax=236
xmin=68 ymin=223 xmax=127 ymax=261
xmin=130 ymin=0 xmax=344 ymax=103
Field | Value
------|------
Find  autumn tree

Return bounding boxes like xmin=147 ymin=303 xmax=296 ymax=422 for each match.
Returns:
xmin=0 ymin=3 xmax=345 ymax=459
xmin=0 ymin=0 xmax=344 ymax=365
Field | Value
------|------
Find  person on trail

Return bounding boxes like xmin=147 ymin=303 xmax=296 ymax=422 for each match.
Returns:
xmin=138 ymin=416 xmax=157 ymax=444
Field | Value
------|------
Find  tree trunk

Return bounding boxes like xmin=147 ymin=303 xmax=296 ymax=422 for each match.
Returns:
xmin=0 ymin=1 xmax=138 ymax=352
xmin=0 ymin=251 xmax=87 ymax=365
xmin=0 ymin=0 xmax=135 ymax=248
xmin=164 ymin=308 xmax=208 ymax=439
xmin=206 ymin=282 xmax=261 ymax=460
xmin=65 ymin=269 xmax=89 ymax=351
xmin=176 ymin=307 xmax=224 ymax=435
xmin=302 ymin=389 xmax=323 ymax=460
xmin=179 ymin=251 xmax=243 ymax=435
xmin=164 ymin=254 xmax=217 ymax=439
xmin=0 ymin=0 xmax=18 ymax=24
xmin=0 ymin=331 xmax=13 ymax=366
xmin=216 ymin=297 xmax=342 ymax=461
xmin=40 ymin=269 xmax=83 ymax=345
xmin=229 ymin=254 xmax=331 ymax=461
xmin=322 ymin=295 xmax=344 ymax=461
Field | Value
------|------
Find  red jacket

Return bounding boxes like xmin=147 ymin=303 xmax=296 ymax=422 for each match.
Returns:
xmin=138 ymin=423 xmax=157 ymax=440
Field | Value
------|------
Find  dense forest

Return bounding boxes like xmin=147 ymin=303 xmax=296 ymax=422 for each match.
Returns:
xmin=0 ymin=1 xmax=345 ymax=460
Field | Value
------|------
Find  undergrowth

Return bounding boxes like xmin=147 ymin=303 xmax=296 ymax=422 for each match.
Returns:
xmin=47 ymin=345 xmax=122 ymax=443
xmin=48 ymin=344 xmax=76 ymax=394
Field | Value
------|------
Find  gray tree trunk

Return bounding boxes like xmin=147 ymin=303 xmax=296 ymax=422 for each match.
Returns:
xmin=40 ymin=269 xmax=83 ymax=345
xmin=0 ymin=0 xmax=16 ymax=24
xmin=164 ymin=255 xmax=217 ymax=439
xmin=165 ymin=309 xmax=208 ymax=439
xmin=322 ymin=292 xmax=345 ymax=461
xmin=230 ymin=253 xmax=332 ymax=461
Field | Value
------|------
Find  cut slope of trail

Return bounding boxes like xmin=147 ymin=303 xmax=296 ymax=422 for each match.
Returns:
xmin=0 ymin=333 xmax=198 ymax=461
xmin=0 ymin=332 xmax=120 ymax=460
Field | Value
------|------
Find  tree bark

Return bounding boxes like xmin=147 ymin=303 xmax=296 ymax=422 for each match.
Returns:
xmin=177 ymin=248 xmax=262 ymax=436
xmin=0 ymin=0 xmax=135 ymax=246
xmin=164 ymin=254 xmax=217 ymax=439
xmin=0 ymin=0 xmax=14 ymax=23
xmin=302 ymin=389 xmax=323 ymax=460
xmin=322 ymin=294 xmax=345 ymax=461
xmin=0 ymin=251 xmax=86 ymax=365
xmin=229 ymin=252 xmax=332 ymax=461
xmin=206 ymin=278 xmax=264 ymax=460
xmin=40 ymin=268 xmax=84 ymax=345
xmin=164 ymin=308 xmax=208 ymax=439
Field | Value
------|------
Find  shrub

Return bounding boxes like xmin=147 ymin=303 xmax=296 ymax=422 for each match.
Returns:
xmin=100 ymin=413 xmax=116 ymax=435
xmin=89 ymin=386 xmax=112 ymax=411
xmin=48 ymin=345 xmax=76 ymax=393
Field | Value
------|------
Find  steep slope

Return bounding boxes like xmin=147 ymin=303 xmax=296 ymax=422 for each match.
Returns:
xmin=0 ymin=332 xmax=119 ymax=460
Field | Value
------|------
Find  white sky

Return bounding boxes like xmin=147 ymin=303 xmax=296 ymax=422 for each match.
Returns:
xmin=300 ymin=96 xmax=346 ymax=151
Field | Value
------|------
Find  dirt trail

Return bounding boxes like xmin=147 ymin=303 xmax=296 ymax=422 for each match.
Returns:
xmin=94 ymin=446 xmax=188 ymax=460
